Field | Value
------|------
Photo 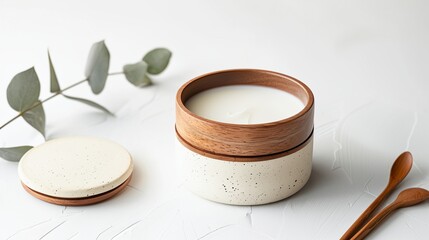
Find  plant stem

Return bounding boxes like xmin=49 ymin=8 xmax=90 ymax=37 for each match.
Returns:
xmin=0 ymin=73 xmax=120 ymax=130
xmin=0 ymin=78 xmax=87 ymax=130
xmin=0 ymin=114 xmax=22 ymax=130
xmin=109 ymin=71 xmax=123 ymax=76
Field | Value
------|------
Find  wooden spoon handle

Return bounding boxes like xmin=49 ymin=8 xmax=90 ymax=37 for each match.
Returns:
xmin=350 ymin=202 xmax=399 ymax=240
xmin=340 ymin=187 xmax=392 ymax=240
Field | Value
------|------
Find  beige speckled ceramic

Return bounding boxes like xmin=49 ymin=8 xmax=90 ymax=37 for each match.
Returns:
xmin=177 ymin=137 xmax=313 ymax=205
xmin=18 ymin=137 xmax=133 ymax=201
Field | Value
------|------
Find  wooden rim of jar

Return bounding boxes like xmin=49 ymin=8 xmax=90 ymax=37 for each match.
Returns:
xmin=175 ymin=69 xmax=314 ymax=157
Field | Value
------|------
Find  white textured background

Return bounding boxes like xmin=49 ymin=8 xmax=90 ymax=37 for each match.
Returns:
xmin=1 ymin=0 xmax=429 ymax=239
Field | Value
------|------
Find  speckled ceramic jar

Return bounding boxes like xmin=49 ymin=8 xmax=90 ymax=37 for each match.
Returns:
xmin=175 ymin=69 xmax=314 ymax=205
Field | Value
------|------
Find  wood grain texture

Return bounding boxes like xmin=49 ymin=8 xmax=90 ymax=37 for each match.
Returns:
xmin=176 ymin=127 xmax=313 ymax=162
xmin=351 ymin=188 xmax=429 ymax=240
xmin=341 ymin=152 xmax=413 ymax=240
xmin=21 ymin=175 xmax=131 ymax=206
xmin=176 ymin=69 xmax=314 ymax=157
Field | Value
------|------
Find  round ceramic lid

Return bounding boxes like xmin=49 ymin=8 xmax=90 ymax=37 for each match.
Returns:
xmin=18 ymin=137 xmax=133 ymax=198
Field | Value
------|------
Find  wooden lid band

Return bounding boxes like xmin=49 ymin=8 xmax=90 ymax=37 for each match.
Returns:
xmin=176 ymin=69 xmax=314 ymax=157
xmin=21 ymin=175 xmax=131 ymax=206
xmin=176 ymin=127 xmax=314 ymax=162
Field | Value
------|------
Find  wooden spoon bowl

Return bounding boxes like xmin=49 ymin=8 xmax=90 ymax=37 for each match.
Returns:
xmin=341 ymin=152 xmax=413 ymax=240
xmin=351 ymin=188 xmax=429 ymax=240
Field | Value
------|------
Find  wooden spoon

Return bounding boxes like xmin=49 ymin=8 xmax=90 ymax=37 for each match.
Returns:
xmin=351 ymin=188 xmax=429 ymax=240
xmin=340 ymin=152 xmax=413 ymax=240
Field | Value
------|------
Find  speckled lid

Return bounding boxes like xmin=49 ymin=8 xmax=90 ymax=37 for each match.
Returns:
xmin=18 ymin=137 xmax=133 ymax=199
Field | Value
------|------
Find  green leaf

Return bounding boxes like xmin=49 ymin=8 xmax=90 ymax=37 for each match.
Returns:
xmin=0 ymin=146 xmax=33 ymax=162
xmin=48 ymin=51 xmax=60 ymax=93
xmin=62 ymin=94 xmax=114 ymax=116
xmin=85 ymin=40 xmax=110 ymax=94
xmin=22 ymin=101 xmax=46 ymax=138
xmin=7 ymin=67 xmax=40 ymax=112
xmin=123 ymin=61 xmax=152 ymax=87
xmin=142 ymin=48 xmax=172 ymax=75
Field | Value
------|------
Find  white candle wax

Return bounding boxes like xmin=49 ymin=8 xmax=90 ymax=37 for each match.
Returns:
xmin=185 ymin=85 xmax=304 ymax=124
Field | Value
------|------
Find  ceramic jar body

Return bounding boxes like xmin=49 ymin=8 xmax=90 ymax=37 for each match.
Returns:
xmin=177 ymin=137 xmax=313 ymax=205
xmin=175 ymin=69 xmax=315 ymax=205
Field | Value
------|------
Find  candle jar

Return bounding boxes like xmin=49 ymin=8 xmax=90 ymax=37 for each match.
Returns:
xmin=175 ymin=69 xmax=314 ymax=205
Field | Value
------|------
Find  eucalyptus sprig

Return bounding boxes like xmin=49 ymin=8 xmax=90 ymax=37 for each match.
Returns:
xmin=0 ymin=41 xmax=172 ymax=162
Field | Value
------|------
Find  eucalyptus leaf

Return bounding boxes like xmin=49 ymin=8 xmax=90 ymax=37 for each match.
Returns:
xmin=123 ymin=61 xmax=152 ymax=87
xmin=22 ymin=101 xmax=46 ymax=138
xmin=143 ymin=48 xmax=172 ymax=75
xmin=7 ymin=67 xmax=40 ymax=112
xmin=62 ymin=94 xmax=114 ymax=115
xmin=85 ymin=41 xmax=110 ymax=94
xmin=48 ymin=51 xmax=60 ymax=93
xmin=0 ymin=146 xmax=33 ymax=162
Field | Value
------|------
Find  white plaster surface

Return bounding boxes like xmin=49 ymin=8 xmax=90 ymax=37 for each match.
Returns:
xmin=0 ymin=0 xmax=429 ymax=239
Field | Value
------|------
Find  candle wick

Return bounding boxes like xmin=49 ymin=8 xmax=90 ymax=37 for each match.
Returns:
xmin=227 ymin=109 xmax=252 ymax=124
xmin=227 ymin=109 xmax=247 ymax=117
